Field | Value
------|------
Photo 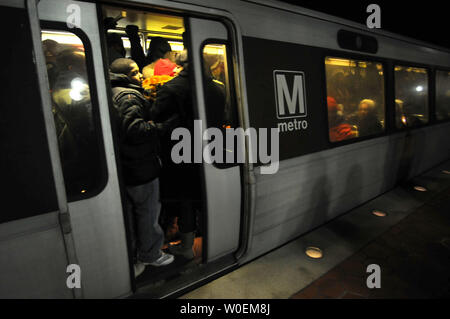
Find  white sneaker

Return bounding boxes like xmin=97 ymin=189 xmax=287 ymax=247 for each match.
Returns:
xmin=142 ymin=252 xmax=174 ymax=267
xmin=134 ymin=262 xmax=146 ymax=278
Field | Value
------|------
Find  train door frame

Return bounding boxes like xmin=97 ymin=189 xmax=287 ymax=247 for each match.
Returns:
xmin=98 ymin=1 xmax=254 ymax=296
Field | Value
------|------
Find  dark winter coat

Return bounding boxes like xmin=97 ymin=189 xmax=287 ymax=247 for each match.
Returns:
xmin=110 ymin=72 xmax=161 ymax=186
xmin=149 ymin=67 xmax=201 ymax=201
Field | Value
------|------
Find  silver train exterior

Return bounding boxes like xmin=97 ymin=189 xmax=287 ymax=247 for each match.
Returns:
xmin=1 ymin=0 xmax=449 ymax=298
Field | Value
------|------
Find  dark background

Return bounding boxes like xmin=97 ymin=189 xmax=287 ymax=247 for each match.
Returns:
xmin=277 ymin=1 xmax=450 ymax=50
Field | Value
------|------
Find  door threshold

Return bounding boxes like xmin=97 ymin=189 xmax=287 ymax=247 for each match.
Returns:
xmin=131 ymin=254 xmax=238 ymax=299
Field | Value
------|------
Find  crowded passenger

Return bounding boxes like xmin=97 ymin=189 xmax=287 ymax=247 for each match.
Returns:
xmin=42 ymin=39 xmax=61 ymax=90
xmin=109 ymin=58 xmax=175 ymax=275
xmin=51 ymin=49 xmax=100 ymax=194
xmin=327 ymin=71 xmax=353 ymax=113
xmin=202 ymin=52 xmax=227 ymax=130
xmin=106 ymin=33 xmax=126 ymax=65
xmin=210 ymin=58 xmax=226 ymax=85
xmin=143 ymin=37 xmax=178 ymax=79
xmin=125 ymin=24 xmax=177 ymax=78
xmin=148 ymin=50 xmax=200 ymax=260
xmin=394 ymin=67 xmax=429 ymax=125
xmin=348 ymin=99 xmax=382 ymax=137
xmin=103 ymin=17 xmax=127 ymax=65
xmin=327 ymin=96 xmax=358 ymax=142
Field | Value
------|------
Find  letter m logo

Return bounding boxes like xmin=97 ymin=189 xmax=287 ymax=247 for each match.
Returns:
xmin=274 ymin=70 xmax=307 ymax=119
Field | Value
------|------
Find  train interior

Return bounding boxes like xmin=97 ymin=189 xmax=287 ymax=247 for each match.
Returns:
xmin=40 ymin=4 xmax=234 ymax=296
xmin=324 ymin=57 xmax=431 ymax=142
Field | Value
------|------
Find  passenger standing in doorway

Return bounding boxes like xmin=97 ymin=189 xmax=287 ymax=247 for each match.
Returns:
xmin=109 ymin=58 xmax=174 ymax=276
xmin=103 ymin=17 xmax=126 ymax=66
xmin=150 ymin=50 xmax=200 ymax=260
xmin=125 ymin=25 xmax=176 ymax=78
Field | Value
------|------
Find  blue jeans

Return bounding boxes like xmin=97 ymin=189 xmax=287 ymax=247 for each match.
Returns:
xmin=126 ymin=178 xmax=164 ymax=263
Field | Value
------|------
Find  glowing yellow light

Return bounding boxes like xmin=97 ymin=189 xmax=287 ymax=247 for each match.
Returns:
xmin=41 ymin=31 xmax=83 ymax=45
xmin=169 ymin=240 xmax=181 ymax=246
xmin=414 ymin=186 xmax=427 ymax=192
xmin=81 ymin=189 xmax=86 ymax=194
xmin=305 ymin=246 xmax=323 ymax=259
xmin=168 ymin=41 xmax=184 ymax=52
xmin=203 ymin=44 xmax=225 ymax=56
xmin=401 ymin=115 xmax=407 ymax=125
xmin=372 ymin=210 xmax=387 ymax=217
xmin=121 ymin=37 xmax=131 ymax=49
xmin=326 ymin=57 xmax=351 ymax=66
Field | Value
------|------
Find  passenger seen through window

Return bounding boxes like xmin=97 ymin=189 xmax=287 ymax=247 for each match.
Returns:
xmin=41 ymin=30 xmax=104 ymax=200
xmin=325 ymin=57 xmax=385 ymax=142
xmin=394 ymin=66 xmax=429 ymax=128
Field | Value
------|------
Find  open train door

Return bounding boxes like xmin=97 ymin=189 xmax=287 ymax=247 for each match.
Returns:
xmin=188 ymin=18 xmax=244 ymax=262
xmin=27 ymin=0 xmax=131 ymax=298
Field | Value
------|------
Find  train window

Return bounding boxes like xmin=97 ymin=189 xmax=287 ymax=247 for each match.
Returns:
xmin=1 ymin=6 xmax=59 ymax=223
xmin=41 ymin=29 xmax=106 ymax=201
xmin=436 ymin=70 xmax=450 ymax=120
xmin=201 ymin=43 xmax=240 ymax=167
xmin=394 ymin=66 xmax=429 ymax=128
xmin=325 ymin=57 xmax=385 ymax=142
xmin=202 ymin=43 xmax=237 ymax=129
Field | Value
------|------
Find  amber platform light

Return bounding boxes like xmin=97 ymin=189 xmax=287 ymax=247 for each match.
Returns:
xmin=305 ymin=246 xmax=323 ymax=259
xmin=372 ymin=209 xmax=387 ymax=217
xmin=414 ymin=186 xmax=427 ymax=192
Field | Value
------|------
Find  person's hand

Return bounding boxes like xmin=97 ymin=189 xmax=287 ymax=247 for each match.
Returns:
xmin=104 ymin=17 xmax=117 ymax=30
xmin=125 ymin=25 xmax=139 ymax=37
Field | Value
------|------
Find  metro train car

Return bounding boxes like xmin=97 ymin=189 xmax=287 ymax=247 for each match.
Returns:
xmin=1 ymin=0 xmax=450 ymax=298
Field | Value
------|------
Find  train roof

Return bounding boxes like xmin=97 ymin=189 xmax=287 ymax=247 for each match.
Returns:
xmin=242 ymin=0 xmax=450 ymax=53
xmin=166 ymin=0 xmax=450 ymax=55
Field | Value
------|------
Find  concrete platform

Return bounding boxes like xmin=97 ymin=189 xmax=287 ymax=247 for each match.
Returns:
xmin=181 ymin=160 xmax=450 ymax=299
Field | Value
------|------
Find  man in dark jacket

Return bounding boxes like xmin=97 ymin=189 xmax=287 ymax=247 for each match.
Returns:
xmin=110 ymin=58 xmax=174 ymax=274
xmin=149 ymin=53 xmax=200 ymax=260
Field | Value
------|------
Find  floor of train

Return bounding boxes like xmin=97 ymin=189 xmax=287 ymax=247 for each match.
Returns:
xmin=181 ymin=160 xmax=450 ymax=299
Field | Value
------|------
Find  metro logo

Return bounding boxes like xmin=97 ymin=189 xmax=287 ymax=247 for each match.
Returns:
xmin=274 ymin=70 xmax=307 ymax=119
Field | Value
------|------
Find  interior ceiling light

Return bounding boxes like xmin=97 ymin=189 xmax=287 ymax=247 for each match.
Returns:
xmin=372 ymin=210 xmax=387 ymax=217
xmin=305 ymin=246 xmax=323 ymax=259
xmin=414 ymin=186 xmax=427 ymax=192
